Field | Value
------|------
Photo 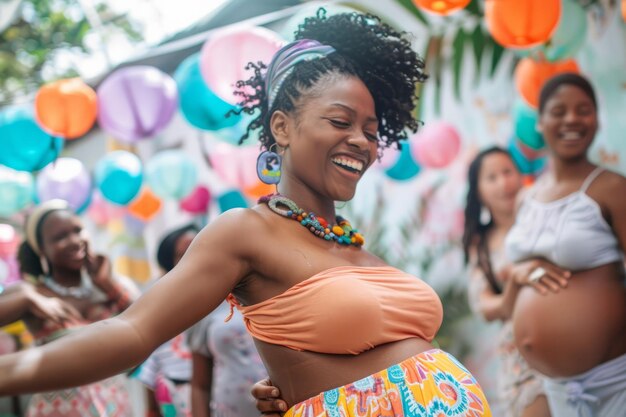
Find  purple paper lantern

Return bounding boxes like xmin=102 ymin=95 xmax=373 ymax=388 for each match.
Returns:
xmin=97 ymin=66 xmax=178 ymax=143
xmin=36 ymin=157 xmax=92 ymax=211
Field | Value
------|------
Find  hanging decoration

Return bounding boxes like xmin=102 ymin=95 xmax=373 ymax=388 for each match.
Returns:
xmin=0 ymin=165 xmax=34 ymax=217
xmin=145 ymin=150 xmax=198 ymax=201
xmin=514 ymin=58 xmax=579 ymax=108
xmin=410 ymin=121 xmax=461 ymax=169
xmin=128 ymin=188 xmax=162 ymax=222
xmin=94 ymin=151 xmax=143 ymax=205
xmin=485 ymin=0 xmax=561 ymax=48
xmin=97 ymin=66 xmax=178 ymax=143
xmin=34 ymin=78 xmax=98 ymax=139
xmin=35 ymin=157 xmax=92 ymax=212
xmin=513 ymin=100 xmax=545 ymax=150
xmin=412 ymin=0 xmax=471 ymax=16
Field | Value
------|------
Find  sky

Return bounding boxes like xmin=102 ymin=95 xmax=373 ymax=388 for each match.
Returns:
xmin=67 ymin=0 xmax=229 ymax=79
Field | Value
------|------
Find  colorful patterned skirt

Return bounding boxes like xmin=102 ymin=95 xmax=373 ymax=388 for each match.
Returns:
xmin=26 ymin=374 xmax=131 ymax=417
xmin=286 ymin=349 xmax=491 ymax=417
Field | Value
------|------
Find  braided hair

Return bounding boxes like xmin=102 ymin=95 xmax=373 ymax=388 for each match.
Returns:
xmin=233 ymin=8 xmax=427 ymax=153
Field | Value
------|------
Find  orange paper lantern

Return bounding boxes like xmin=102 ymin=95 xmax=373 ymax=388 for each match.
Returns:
xmin=128 ymin=188 xmax=162 ymax=222
xmin=243 ymin=180 xmax=275 ymax=200
xmin=35 ymin=78 xmax=97 ymax=139
xmin=485 ymin=0 xmax=561 ymax=48
xmin=412 ymin=0 xmax=471 ymax=15
xmin=514 ymin=58 xmax=580 ymax=108
xmin=622 ymin=0 xmax=626 ymax=21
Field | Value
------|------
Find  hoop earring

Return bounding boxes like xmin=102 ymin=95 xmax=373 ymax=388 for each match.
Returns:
xmin=480 ymin=206 xmax=492 ymax=225
xmin=256 ymin=144 xmax=282 ymax=185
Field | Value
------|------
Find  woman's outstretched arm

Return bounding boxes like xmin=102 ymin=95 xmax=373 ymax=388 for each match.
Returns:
xmin=0 ymin=209 xmax=260 ymax=395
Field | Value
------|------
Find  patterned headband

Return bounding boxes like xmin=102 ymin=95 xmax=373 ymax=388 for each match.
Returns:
xmin=25 ymin=199 xmax=70 ymax=256
xmin=265 ymin=39 xmax=336 ymax=109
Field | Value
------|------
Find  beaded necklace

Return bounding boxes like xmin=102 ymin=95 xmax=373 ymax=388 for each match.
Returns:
xmin=42 ymin=272 xmax=93 ymax=299
xmin=259 ymin=194 xmax=365 ymax=247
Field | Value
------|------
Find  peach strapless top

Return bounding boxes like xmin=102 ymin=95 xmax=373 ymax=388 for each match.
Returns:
xmin=227 ymin=266 xmax=443 ymax=355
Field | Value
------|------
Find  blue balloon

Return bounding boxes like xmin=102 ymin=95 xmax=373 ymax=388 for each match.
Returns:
xmin=385 ymin=142 xmax=421 ymax=181
xmin=0 ymin=166 xmax=34 ymax=216
xmin=146 ymin=150 xmax=198 ymax=200
xmin=513 ymin=100 xmax=545 ymax=150
xmin=0 ymin=106 xmax=64 ymax=172
xmin=217 ymin=189 xmax=248 ymax=213
xmin=509 ymin=139 xmax=547 ymax=175
xmin=174 ymin=53 xmax=242 ymax=131
xmin=95 ymin=151 xmax=143 ymax=205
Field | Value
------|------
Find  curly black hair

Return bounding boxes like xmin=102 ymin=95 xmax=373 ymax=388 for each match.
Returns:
xmin=233 ymin=8 xmax=427 ymax=153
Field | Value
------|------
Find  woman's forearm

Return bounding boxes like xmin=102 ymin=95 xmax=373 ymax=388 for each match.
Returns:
xmin=0 ymin=316 xmax=154 ymax=395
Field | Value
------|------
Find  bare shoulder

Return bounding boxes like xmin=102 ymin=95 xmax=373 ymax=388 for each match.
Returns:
xmin=592 ymin=168 xmax=626 ymax=211
xmin=193 ymin=206 xmax=274 ymax=258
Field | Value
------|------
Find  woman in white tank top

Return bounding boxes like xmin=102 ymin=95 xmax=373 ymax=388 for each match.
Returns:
xmin=504 ymin=73 xmax=626 ymax=417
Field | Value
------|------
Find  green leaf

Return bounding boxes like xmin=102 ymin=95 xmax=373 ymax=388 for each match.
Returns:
xmin=452 ymin=28 xmax=466 ymax=100
xmin=489 ymin=36 xmax=505 ymax=77
xmin=465 ymin=0 xmax=482 ymax=16
xmin=394 ymin=0 xmax=429 ymax=27
xmin=471 ymin=25 xmax=485 ymax=80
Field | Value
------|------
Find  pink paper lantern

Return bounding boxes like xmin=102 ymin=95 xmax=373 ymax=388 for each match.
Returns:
xmin=0 ymin=224 xmax=19 ymax=258
xmin=180 ymin=186 xmax=211 ymax=215
xmin=209 ymin=142 xmax=260 ymax=190
xmin=87 ymin=191 xmax=126 ymax=226
xmin=410 ymin=121 xmax=461 ymax=169
xmin=200 ymin=26 xmax=285 ymax=105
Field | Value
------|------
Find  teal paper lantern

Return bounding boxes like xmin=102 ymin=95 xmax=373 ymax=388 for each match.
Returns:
xmin=174 ymin=53 xmax=241 ymax=131
xmin=509 ymin=138 xmax=547 ymax=175
xmin=0 ymin=106 xmax=63 ymax=172
xmin=385 ymin=142 xmax=421 ymax=181
xmin=0 ymin=166 xmax=34 ymax=216
xmin=513 ymin=100 xmax=545 ymax=150
xmin=217 ymin=190 xmax=248 ymax=213
xmin=95 ymin=151 xmax=143 ymax=205
xmin=146 ymin=150 xmax=198 ymax=200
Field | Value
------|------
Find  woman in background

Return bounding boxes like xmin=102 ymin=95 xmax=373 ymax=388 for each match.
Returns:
xmin=0 ymin=199 xmax=139 ymax=417
xmin=462 ymin=147 xmax=551 ymax=417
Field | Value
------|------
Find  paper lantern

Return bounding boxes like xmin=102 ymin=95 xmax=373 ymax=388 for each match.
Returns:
xmin=35 ymin=157 xmax=92 ymax=212
xmin=623 ymin=0 xmax=626 ymax=22
xmin=180 ymin=186 xmax=211 ymax=215
xmin=385 ymin=143 xmax=421 ymax=181
xmin=128 ymin=188 xmax=162 ymax=222
xmin=485 ymin=0 xmax=561 ymax=48
xmin=243 ymin=181 xmax=275 ymax=200
xmin=0 ymin=106 xmax=64 ymax=172
xmin=174 ymin=53 xmax=242 ymax=131
xmin=87 ymin=191 xmax=126 ymax=226
xmin=34 ymin=78 xmax=97 ymax=139
xmin=514 ymin=58 xmax=579 ymax=108
xmin=145 ymin=150 xmax=198 ymax=201
xmin=208 ymin=142 xmax=260 ymax=190
xmin=0 ymin=166 xmax=34 ymax=216
xmin=412 ymin=0 xmax=471 ymax=16
xmin=97 ymin=66 xmax=178 ymax=143
xmin=513 ymin=100 xmax=545 ymax=150
xmin=200 ymin=26 xmax=285 ymax=105
xmin=0 ymin=224 xmax=20 ymax=258
xmin=94 ymin=151 xmax=143 ymax=205
xmin=410 ymin=121 xmax=461 ymax=169
xmin=509 ymin=138 xmax=547 ymax=175
xmin=217 ymin=190 xmax=249 ymax=212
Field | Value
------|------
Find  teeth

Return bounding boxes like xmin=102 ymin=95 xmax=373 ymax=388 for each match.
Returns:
xmin=562 ymin=131 xmax=583 ymax=141
xmin=332 ymin=157 xmax=364 ymax=172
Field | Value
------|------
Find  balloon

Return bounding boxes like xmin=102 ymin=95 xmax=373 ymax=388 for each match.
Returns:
xmin=94 ymin=151 xmax=143 ymax=205
xmin=412 ymin=0 xmax=471 ymax=16
xmin=145 ymin=150 xmax=197 ymax=200
xmin=128 ymin=188 xmax=162 ymax=222
xmin=509 ymin=138 xmax=547 ymax=174
xmin=199 ymin=26 xmax=285 ymax=105
xmin=87 ymin=191 xmax=126 ymax=226
xmin=0 ymin=224 xmax=20 ymax=258
xmin=174 ymin=53 xmax=242 ymax=131
xmin=514 ymin=58 xmax=579 ymax=108
xmin=0 ymin=166 xmax=34 ymax=216
xmin=0 ymin=106 xmax=64 ymax=172
xmin=410 ymin=121 xmax=461 ymax=169
xmin=34 ymin=78 xmax=97 ymax=139
xmin=513 ymin=100 xmax=545 ymax=150
xmin=180 ymin=185 xmax=211 ymax=215
xmin=485 ymin=0 xmax=560 ymax=48
xmin=97 ymin=66 xmax=178 ymax=143
xmin=385 ymin=142 xmax=421 ymax=181
xmin=217 ymin=189 xmax=248 ymax=213
xmin=375 ymin=146 xmax=402 ymax=170
xmin=35 ymin=157 xmax=91 ymax=212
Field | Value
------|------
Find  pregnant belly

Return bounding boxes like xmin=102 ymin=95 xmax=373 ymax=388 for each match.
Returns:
xmin=512 ymin=263 xmax=626 ymax=377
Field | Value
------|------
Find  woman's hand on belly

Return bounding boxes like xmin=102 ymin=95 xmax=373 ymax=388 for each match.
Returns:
xmin=510 ymin=259 xmax=571 ymax=294
xmin=251 ymin=378 xmax=288 ymax=416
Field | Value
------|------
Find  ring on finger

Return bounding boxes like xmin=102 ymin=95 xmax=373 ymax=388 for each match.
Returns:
xmin=529 ymin=267 xmax=546 ymax=283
